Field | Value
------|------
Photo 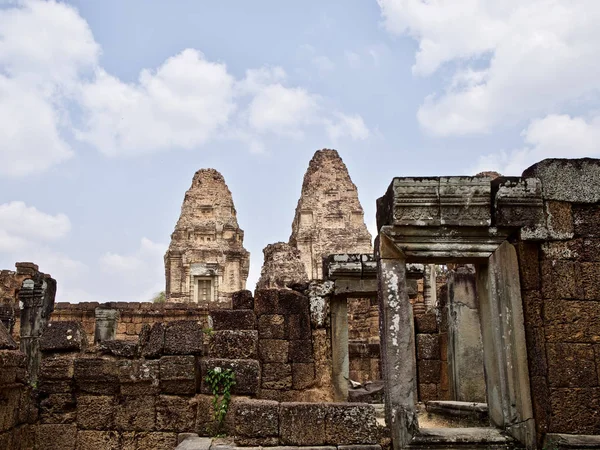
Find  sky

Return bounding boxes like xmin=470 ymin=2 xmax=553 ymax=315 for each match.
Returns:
xmin=1 ymin=0 xmax=600 ymax=302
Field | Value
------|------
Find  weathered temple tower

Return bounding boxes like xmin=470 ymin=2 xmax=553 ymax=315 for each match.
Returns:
xmin=289 ymin=149 xmax=372 ymax=280
xmin=165 ymin=169 xmax=250 ymax=305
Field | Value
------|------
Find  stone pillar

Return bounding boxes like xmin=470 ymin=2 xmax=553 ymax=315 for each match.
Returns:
xmin=423 ymin=264 xmax=437 ymax=310
xmin=377 ymin=238 xmax=417 ymax=450
xmin=19 ymin=271 xmax=56 ymax=383
xmin=94 ymin=308 xmax=118 ymax=343
xmin=446 ymin=265 xmax=486 ymax=402
xmin=331 ymin=296 xmax=348 ymax=402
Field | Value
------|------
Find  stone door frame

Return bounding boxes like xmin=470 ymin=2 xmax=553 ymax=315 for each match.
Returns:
xmin=375 ymin=176 xmax=544 ymax=450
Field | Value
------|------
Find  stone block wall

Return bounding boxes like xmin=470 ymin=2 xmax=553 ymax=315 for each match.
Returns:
xmin=51 ymin=302 xmax=211 ymax=342
xmin=414 ymin=311 xmax=450 ymax=402
xmin=347 ymin=297 xmax=380 ymax=383
xmin=516 ymin=201 xmax=600 ymax=439
xmin=0 ymin=323 xmax=36 ymax=449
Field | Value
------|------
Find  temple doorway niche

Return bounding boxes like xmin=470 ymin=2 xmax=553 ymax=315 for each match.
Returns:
xmin=376 ymin=176 xmax=538 ymax=450
xmin=415 ymin=263 xmax=488 ymax=428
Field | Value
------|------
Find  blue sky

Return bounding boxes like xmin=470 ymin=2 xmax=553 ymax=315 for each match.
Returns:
xmin=1 ymin=0 xmax=599 ymax=302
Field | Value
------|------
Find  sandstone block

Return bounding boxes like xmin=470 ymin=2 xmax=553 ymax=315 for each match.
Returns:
xmin=581 ymin=262 xmax=600 ymax=300
xmin=541 ymin=260 xmax=583 ymax=299
xmin=118 ymin=359 xmax=160 ymax=395
xmin=546 ymin=201 xmax=574 ymax=238
xmin=0 ymin=322 xmax=16 ymax=350
xmin=39 ymin=393 xmax=76 ymax=424
xmin=258 ymin=314 xmax=287 ymax=339
xmin=159 ymin=355 xmax=197 ymax=395
xmin=99 ymin=340 xmax=138 ymax=358
xmin=416 ymin=334 xmax=440 ymax=360
xmin=279 ymin=402 xmax=328 ymax=446
xmin=278 ymin=289 xmax=310 ymax=315
xmin=38 ymin=380 xmax=73 ymax=395
xmin=418 ymin=360 xmax=441 ymax=384
xmin=544 ymin=300 xmax=600 ymax=343
xmin=522 ymin=290 xmax=543 ymax=328
xmin=74 ymin=358 xmax=119 ymax=395
xmin=77 ymin=395 xmax=114 ymax=430
xmin=525 ymin=327 xmax=547 ymax=377
xmin=164 ymin=320 xmax=204 ymax=355
xmin=419 ymin=383 xmax=438 ymax=402
xmin=200 ymin=358 xmax=260 ymax=395
xmin=233 ymin=399 xmax=279 ymax=445
xmin=573 ymin=204 xmax=600 ymax=237
xmin=325 ymin=403 xmax=379 ymax=445
xmin=514 ymin=241 xmax=541 ymax=290
xmin=289 ymin=339 xmax=313 ymax=363
xmin=115 ymin=396 xmax=156 ymax=431
xmin=211 ymin=310 xmax=256 ymax=330
xmin=35 ymin=424 xmax=77 ymax=450
xmin=288 ymin=312 xmax=311 ymax=340
xmin=232 ymin=290 xmax=254 ymax=310
xmin=0 ymin=387 xmax=19 ymax=432
xmin=156 ymin=395 xmax=196 ymax=432
xmin=262 ymin=363 xmax=292 ymax=390
xmin=254 ymin=289 xmax=279 ymax=316
xmin=547 ymin=343 xmax=597 ymax=387
xmin=40 ymin=321 xmax=86 ymax=352
xmin=259 ymin=339 xmax=289 ymax=363
xmin=292 ymin=363 xmax=315 ymax=389
xmin=209 ymin=330 xmax=258 ymax=359
xmin=414 ymin=313 xmax=438 ymax=334
xmin=549 ymin=387 xmax=600 ymax=434
xmin=139 ymin=322 xmax=165 ymax=358
xmin=76 ymin=430 xmax=120 ymax=450
xmin=134 ymin=431 xmax=177 ymax=450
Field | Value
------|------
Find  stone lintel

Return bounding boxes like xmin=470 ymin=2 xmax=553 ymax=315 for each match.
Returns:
xmin=493 ymin=177 xmax=544 ymax=229
xmin=378 ymin=177 xmax=492 ymax=228
xmin=333 ymin=279 xmax=378 ymax=297
xmin=379 ymin=226 xmax=510 ymax=264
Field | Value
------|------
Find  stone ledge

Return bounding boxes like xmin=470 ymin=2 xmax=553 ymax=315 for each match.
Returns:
xmin=544 ymin=433 xmax=600 ymax=449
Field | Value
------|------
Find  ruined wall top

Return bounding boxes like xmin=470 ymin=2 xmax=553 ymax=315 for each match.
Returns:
xmin=289 ymin=149 xmax=372 ymax=280
xmin=256 ymin=242 xmax=308 ymax=290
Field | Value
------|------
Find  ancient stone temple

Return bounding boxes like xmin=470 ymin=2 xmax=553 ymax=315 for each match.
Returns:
xmin=256 ymin=242 xmax=308 ymax=290
xmin=164 ymin=169 xmax=249 ymax=305
xmin=289 ymin=149 xmax=372 ymax=280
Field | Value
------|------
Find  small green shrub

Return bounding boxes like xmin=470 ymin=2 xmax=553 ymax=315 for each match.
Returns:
xmin=205 ymin=366 xmax=236 ymax=436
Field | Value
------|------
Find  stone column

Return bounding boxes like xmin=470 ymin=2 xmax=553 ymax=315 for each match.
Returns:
xmin=19 ymin=271 xmax=56 ymax=383
xmin=331 ymin=296 xmax=348 ymax=402
xmin=446 ymin=265 xmax=486 ymax=402
xmin=377 ymin=237 xmax=417 ymax=450
xmin=94 ymin=308 xmax=119 ymax=343
xmin=423 ymin=264 xmax=437 ymax=310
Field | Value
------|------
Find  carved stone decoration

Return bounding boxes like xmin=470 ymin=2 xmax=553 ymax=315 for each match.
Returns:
xmin=165 ymin=169 xmax=250 ymax=306
xmin=289 ymin=149 xmax=372 ymax=280
xmin=256 ymin=242 xmax=308 ymax=290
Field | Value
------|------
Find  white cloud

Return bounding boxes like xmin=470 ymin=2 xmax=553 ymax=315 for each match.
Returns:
xmin=100 ymin=238 xmax=167 ymax=301
xmin=312 ymin=55 xmax=335 ymax=75
xmin=378 ymin=0 xmax=600 ymax=135
xmin=345 ymin=51 xmax=361 ymax=68
xmin=247 ymin=84 xmax=320 ymax=137
xmin=326 ymin=113 xmax=370 ymax=142
xmin=474 ymin=114 xmax=600 ymax=175
xmin=0 ymin=201 xmax=71 ymax=248
xmin=77 ymin=49 xmax=236 ymax=156
xmin=0 ymin=1 xmax=370 ymax=175
xmin=0 ymin=0 xmax=98 ymax=176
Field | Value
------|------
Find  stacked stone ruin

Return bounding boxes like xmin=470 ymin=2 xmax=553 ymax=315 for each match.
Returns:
xmin=1 ymin=154 xmax=600 ymax=450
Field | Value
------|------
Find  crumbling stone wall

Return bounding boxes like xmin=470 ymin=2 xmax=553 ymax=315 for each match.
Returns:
xmin=0 ymin=322 xmax=36 ymax=449
xmin=0 ymin=287 xmax=375 ymax=450
xmin=348 ymin=297 xmax=380 ymax=383
xmin=0 ymin=263 xmax=39 ymax=339
xmin=515 ymin=159 xmax=600 ymax=440
xmin=51 ymin=302 xmax=210 ymax=342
